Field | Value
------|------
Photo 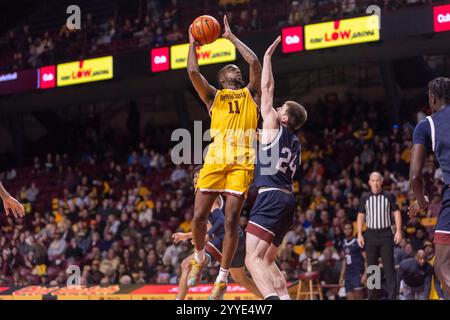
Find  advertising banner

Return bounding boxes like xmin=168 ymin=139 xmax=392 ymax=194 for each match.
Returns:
xmin=282 ymin=26 xmax=303 ymax=53
xmin=39 ymin=65 xmax=56 ymax=89
xmin=170 ymin=38 xmax=236 ymax=70
xmin=0 ymin=284 xmax=258 ymax=300
xmin=151 ymin=47 xmax=170 ymax=72
xmin=434 ymin=4 xmax=450 ymax=32
xmin=304 ymin=15 xmax=380 ymax=50
xmin=0 ymin=69 xmax=38 ymax=95
xmin=57 ymin=56 xmax=113 ymax=87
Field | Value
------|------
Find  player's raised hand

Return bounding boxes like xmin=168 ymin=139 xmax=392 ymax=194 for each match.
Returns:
xmin=222 ymin=15 xmax=233 ymax=39
xmin=3 ymin=195 xmax=25 ymax=218
xmin=265 ymin=36 xmax=281 ymax=57
xmin=188 ymin=24 xmax=199 ymax=46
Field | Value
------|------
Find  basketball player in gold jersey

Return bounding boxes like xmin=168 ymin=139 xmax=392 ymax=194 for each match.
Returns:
xmin=186 ymin=15 xmax=262 ymax=299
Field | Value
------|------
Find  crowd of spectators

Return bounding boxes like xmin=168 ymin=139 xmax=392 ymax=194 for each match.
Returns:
xmin=2 ymin=0 xmax=444 ymax=72
xmin=0 ymin=95 xmax=444 ymax=299
xmin=281 ymin=0 xmax=440 ymax=26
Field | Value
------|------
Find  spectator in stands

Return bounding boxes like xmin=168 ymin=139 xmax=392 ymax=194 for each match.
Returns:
xmin=166 ymin=24 xmax=183 ymax=44
xmin=120 ymin=19 xmax=134 ymax=40
xmin=410 ymin=226 xmax=426 ymax=251
xmin=353 ymin=121 xmax=374 ymax=142
xmin=250 ymin=8 xmax=262 ymax=30
xmin=47 ymin=232 xmax=67 ymax=262
xmin=236 ymin=10 xmax=251 ymax=33
xmin=170 ymin=165 xmax=187 ymax=183
xmin=153 ymin=27 xmax=166 ymax=47
xmin=26 ymin=183 xmax=39 ymax=203
xmin=341 ymin=0 xmax=357 ymax=17
xmin=398 ymin=250 xmax=433 ymax=300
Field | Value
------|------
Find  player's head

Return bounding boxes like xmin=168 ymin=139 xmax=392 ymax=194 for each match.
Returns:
xmin=276 ymin=101 xmax=307 ymax=131
xmin=217 ymin=64 xmax=244 ymax=89
xmin=343 ymin=221 xmax=354 ymax=239
xmin=192 ymin=165 xmax=203 ymax=189
xmin=427 ymin=77 xmax=450 ymax=112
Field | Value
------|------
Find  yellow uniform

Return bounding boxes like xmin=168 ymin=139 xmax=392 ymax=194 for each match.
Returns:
xmin=197 ymin=87 xmax=259 ymax=197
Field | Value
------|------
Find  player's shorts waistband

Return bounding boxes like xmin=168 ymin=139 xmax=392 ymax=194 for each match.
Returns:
xmin=258 ymin=187 xmax=292 ymax=195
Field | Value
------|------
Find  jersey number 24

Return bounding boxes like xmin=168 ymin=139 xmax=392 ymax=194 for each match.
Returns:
xmin=276 ymin=147 xmax=298 ymax=178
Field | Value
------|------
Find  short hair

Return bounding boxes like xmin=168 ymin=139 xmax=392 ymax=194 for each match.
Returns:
xmin=285 ymin=101 xmax=307 ymax=131
xmin=217 ymin=64 xmax=235 ymax=88
xmin=369 ymin=171 xmax=383 ymax=181
xmin=427 ymin=77 xmax=450 ymax=103
xmin=193 ymin=165 xmax=203 ymax=174
xmin=343 ymin=220 xmax=353 ymax=228
xmin=217 ymin=67 xmax=227 ymax=88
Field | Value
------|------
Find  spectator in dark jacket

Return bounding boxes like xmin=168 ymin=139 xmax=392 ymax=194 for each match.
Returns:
xmin=398 ymin=250 xmax=433 ymax=300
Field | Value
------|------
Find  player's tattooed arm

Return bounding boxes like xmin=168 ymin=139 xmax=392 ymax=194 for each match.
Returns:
xmin=0 ymin=181 xmax=25 ymax=218
xmin=187 ymin=25 xmax=217 ymax=110
xmin=222 ymin=15 xmax=261 ymax=98
xmin=408 ymin=144 xmax=429 ymax=216
xmin=260 ymin=36 xmax=281 ymax=142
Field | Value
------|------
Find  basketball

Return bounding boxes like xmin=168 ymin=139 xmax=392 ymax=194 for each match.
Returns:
xmin=191 ymin=15 xmax=221 ymax=45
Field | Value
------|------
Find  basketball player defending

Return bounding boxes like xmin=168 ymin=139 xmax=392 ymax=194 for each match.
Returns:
xmin=186 ymin=15 xmax=262 ymax=299
xmin=0 ymin=181 xmax=25 ymax=218
xmin=245 ymin=36 xmax=307 ymax=300
xmin=409 ymin=77 xmax=450 ymax=296
xmin=173 ymin=167 xmax=261 ymax=300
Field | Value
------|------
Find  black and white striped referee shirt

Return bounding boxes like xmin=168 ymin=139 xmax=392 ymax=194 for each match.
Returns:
xmin=358 ymin=191 xmax=399 ymax=230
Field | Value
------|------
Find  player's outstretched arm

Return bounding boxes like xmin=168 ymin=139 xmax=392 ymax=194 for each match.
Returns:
xmin=408 ymin=143 xmax=428 ymax=216
xmin=187 ymin=25 xmax=217 ymax=111
xmin=260 ymin=36 xmax=281 ymax=134
xmin=222 ymin=15 xmax=262 ymax=98
xmin=0 ymin=181 xmax=25 ymax=218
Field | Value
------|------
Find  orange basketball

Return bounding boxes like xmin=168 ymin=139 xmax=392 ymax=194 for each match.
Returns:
xmin=191 ymin=15 xmax=221 ymax=45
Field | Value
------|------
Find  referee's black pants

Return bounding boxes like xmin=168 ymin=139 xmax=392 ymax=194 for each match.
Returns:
xmin=365 ymin=228 xmax=398 ymax=300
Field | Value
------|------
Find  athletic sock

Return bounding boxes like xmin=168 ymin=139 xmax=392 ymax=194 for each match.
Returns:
xmin=264 ymin=294 xmax=280 ymax=300
xmin=216 ymin=267 xmax=229 ymax=283
xmin=194 ymin=248 xmax=206 ymax=264
xmin=280 ymin=295 xmax=291 ymax=300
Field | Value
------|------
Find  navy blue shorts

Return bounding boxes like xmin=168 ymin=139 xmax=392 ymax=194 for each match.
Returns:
xmin=435 ymin=186 xmax=450 ymax=245
xmin=206 ymin=232 xmax=246 ymax=268
xmin=345 ymin=273 xmax=362 ymax=292
xmin=246 ymin=189 xmax=296 ymax=246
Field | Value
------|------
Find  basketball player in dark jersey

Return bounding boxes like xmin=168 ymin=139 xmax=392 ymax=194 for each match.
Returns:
xmin=410 ymin=77 xmax=450 ymax=295
xmin=173 ymin=167 xmax=261 ymax=300
xmin=245 ymin=36 xmax=307 ymax=300
xmin=339 ymin=221 xmax=367 ymax=300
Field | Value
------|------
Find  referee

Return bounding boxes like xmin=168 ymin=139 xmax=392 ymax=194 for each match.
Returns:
xmin=357 ymin=172 xmax=402 ymax=300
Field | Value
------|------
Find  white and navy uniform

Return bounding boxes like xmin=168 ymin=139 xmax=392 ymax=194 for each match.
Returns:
xmin=246 ymin=125 xmax=301 ymax=246
xmin=205 ymin=196 xmax=246 ymax=268
xmin=343 ymin=237 xmax=365 ymax=292
xmin=413 ymin=106 xmax=450 ymax=244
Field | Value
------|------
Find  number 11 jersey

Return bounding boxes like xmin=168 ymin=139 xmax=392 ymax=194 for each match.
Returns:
xmin=206 ymin=87 xmax=259 ymax=167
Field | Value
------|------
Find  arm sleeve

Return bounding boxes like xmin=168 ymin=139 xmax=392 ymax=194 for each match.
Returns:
xmin=389 ymin=193 xmax=399 ymax=211
xmin=412 ymin=119 xmax=431 ymax=147
xmin=358 ymin=194 xmax=367 ymax=213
